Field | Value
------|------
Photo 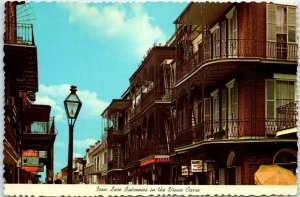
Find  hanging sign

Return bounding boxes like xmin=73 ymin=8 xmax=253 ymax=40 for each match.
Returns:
xmin=181 ymin=166 xmax=193 ymax=176
xmin=22 ymin=149 xmax=39 ymax=157
xmin=191 ymin=160 xmax=202 ymax=172
xmin=39 ymin=151 xmax=47 ymax=159
xmin=21 ymin=149 xmax=40 ymax=172
xmin=191 ymin=160 xmax=207 ymax=172
xmin=22 ymin=156 xmax=39 ymax=166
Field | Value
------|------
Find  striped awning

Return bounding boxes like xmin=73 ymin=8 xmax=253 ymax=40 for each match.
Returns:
xmin=140 ymin=157 xmax=172 ymax=167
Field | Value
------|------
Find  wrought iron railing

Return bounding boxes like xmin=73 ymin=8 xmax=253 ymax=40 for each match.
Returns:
xmin=85 ymin=164 xmax=95 ymax=175
xmin=175 ymin=118 xmax=297 ymax=147
xmin=108 ymin=160 xmax=123 ymax=170
xmin=141 ymin=88 xmax=155 ymax=110
xmin=277 ymin=101 xmax=297 ymax=118
xmin=29 ymin=117 xmax=55 ymax=134
xmin=177 ymin=39 xmax=298 ymax=81
xmin=124 ymin=139 xmax=169 ymax=166
xmin=4 ymin=23 xmax=35 ymax=45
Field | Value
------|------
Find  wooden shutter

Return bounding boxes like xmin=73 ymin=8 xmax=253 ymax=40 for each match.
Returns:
xmin=221 ymin=19 xmax=226 ymax=57
xmin=265 ymin=79 xmax=276 ymax=119
xmin=266 ymin=4 xmax=276 ymax=41
xmin=232 ymin=83 xmax=238 ymax=119
xmin=233 ymin=8 xmax=238 ymax=40
xmin=287 ymin=7 xmax=296 ymax=42
xmin=204 ymin=98 xmax=211 ymax=121
xmin=221 ymin=89 xmax=227 ymax=129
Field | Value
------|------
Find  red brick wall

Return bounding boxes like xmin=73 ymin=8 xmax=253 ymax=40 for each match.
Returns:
xmin=237 ymin=66 xmax=269 ymax=137
xmin=241 ymin=153 xmax=272 ymax=184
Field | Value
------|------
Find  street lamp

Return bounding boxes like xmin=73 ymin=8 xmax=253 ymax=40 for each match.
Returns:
xmin=64 ymin=85 xmax=82 ymax=184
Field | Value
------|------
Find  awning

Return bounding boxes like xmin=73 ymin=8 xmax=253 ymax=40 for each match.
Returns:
xmin=140 ymin=156 xmax=172 ymax=167
xmin=276 ymin=127 xmax=297 ymax=137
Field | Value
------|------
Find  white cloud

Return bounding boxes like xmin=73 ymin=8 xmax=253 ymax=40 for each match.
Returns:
xmin=77 ymin=89 xmax=108 ymax=117
xmin=74 ymin=138 xmax=97 ymax=148
xmin=73 ymin=152 xmax=83 ymax=159
xmin=63 ymin=3 xmax=166 ymax=57
xmin=35 ymin=84 xmax=109 ymax=122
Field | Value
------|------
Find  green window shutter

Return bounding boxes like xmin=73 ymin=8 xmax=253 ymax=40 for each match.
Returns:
xmin=204 ymin=98 xmax=211 ymax=121
xmin=266 ymin=4 xmax=276 ymax=42
xmin=265 ymin=79 xmax=276 ymax=119
xmin=288 ymin=7 xmax=296 ymax=42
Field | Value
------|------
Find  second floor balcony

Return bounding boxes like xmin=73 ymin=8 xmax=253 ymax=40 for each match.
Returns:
xmin=175 ymin=117 xmax=297 ymax=148
xmin=108 ymin=160 xmax=124 ymax=171
xmin=85 ymin=163 xmax=108 ymax=175
xmin=125 ymin=139 xmax=169 ymax=166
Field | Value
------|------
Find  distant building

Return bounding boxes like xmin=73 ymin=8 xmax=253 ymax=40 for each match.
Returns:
xmin=84 ymin=140 xmax=108 ymax=184
xmin=61 ymin=166 xmax=68 ymax=184
xmin=73 ymin=157 xmax=84 ymax=183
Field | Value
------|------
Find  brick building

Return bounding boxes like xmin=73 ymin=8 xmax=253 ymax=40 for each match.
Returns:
xmin=98 ymin=2 xmax=297 ymax=185
xmin=170 ymin=2 xmax=297 ymax=184
xmin=4 ymin=2 xmax=56 ymax=183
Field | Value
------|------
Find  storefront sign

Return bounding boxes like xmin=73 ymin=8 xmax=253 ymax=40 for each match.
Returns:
xmin=191 ymin=160 xmax=207 ymax=172
xmin=22 ymin=156 xmax=39 ymax=166
xmin=181 ymin=166 xmax=193 ymax=176
xmin=22 ymin=163 xmax=43 ymax=173
xmin=39 ymin=151 xmax=47 ymax=158
xmin=22 ymin=149 xmax=39 ymax=157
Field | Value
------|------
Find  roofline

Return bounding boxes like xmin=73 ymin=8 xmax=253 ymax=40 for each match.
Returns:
xmin=173 ymin=2 xmax=193 ymax=24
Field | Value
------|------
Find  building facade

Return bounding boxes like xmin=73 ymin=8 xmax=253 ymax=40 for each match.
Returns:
xmin=171 ymin=2 xmax=297 ymax=184
xmin=100 ymin=2 xmax=297 ymax=185
xmin=84 ymin=139 xmax=108 ymax=184
xmin=4 ymin=2 xmax=56 ymax=183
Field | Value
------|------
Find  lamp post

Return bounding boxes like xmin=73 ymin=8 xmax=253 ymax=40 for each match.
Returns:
xmin=64 ymin=85 xmax=82 ymax=184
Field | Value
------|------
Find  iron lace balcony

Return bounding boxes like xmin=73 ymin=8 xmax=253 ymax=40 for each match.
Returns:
xmin=177 ymin=39 xmax=298 ymax=81
xmin=29 ymin=117 xmax=55 ymax=134
xmin=175 ymin=117 xmax=297 ymax=147
xmin=5 ymin=23 xmax=35 ymax=45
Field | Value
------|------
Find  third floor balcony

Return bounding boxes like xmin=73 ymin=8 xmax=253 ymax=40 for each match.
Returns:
xmin=5 ymin=23 xmax=35 ymax=46
xmin=177 ymin=39 xmax=298 ymax=81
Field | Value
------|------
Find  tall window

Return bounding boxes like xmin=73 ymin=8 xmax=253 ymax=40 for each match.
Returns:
xmin=226 ymin=79 xmax=238 ymax=138
xmin=226 ymin=7 xmax=238 ymax=56
xmin=265 ymin=74 xmax=296 ymax=119
xmin=267 ymin=4 xmax=297 ymax=59
xmin=211 ymin=23 xmax=220 ymax=58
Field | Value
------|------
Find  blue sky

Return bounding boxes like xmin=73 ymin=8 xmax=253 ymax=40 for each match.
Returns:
xmin=27 ymin=2 xmax=187 ymax=177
